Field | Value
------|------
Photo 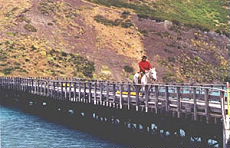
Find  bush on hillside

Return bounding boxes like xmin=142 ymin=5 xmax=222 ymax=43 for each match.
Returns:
xmin=124 ymin=65 xmax=134 ymax=73
xmin=24 ymin=24 xmax=37 ymax=32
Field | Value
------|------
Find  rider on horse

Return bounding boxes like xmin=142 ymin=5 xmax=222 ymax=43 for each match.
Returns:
xmin=138 ymin=56 xmax=152 ymax=82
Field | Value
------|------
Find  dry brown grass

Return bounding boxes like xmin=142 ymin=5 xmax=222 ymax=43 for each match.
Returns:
xmin=79 ymin=6 xmax=144 ymax=60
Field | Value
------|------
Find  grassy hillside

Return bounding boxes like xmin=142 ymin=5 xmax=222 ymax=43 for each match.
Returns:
xmin=0 ymin=0 xmax=229 ymax=82
xmin=88 ymin=0 xmax=229 ymax=35
xmin=0 ymin=0 xmax=95 ymax=78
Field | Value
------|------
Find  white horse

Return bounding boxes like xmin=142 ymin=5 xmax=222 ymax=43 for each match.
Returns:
xmin=133 ymin=68 xmax=157 ymax=85
xmin=133 ymin=68 xmax=157 ymax=95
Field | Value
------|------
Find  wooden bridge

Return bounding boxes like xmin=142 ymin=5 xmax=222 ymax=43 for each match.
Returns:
xmin=0 ymin=77 xmax=229 ymax=148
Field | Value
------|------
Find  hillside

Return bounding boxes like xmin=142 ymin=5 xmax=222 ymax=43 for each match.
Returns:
xmin=0 ymin=0 xmax=229 ymax=82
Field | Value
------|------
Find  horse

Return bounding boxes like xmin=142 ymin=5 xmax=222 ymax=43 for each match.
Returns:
xmin=133 ymin=68 xmax=157 ymax=95
xmin=133 ymin=68 xmax=157 ymax=85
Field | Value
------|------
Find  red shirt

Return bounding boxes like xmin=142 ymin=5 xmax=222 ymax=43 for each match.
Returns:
xmin=139 ymin=60 xmax=152 ymax=72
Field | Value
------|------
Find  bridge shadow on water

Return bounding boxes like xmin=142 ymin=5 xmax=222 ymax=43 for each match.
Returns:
xmin=0 ymin=88 xmax=223 ymax=148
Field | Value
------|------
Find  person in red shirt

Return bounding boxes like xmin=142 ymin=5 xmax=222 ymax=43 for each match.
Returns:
xmin=139 ymin=56 xmax=152 ymax=73
xmin=138 ymin=56 xmax=152 ymax=82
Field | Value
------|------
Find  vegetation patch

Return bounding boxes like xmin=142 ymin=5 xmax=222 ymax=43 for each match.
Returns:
xmin=94 ymin=15 xmax=134 ymax=28
xmin=124 ymin=65 xmax=134 ymax=73
xmin=0 ymin=36 xmax=95 ymax=78
xmin=94 ymin=15 xmax=120 ymax=26
xmin=159 ymin=54 xmax=230 ymax=83
xmin=88 ymin=0 xmax=229 ymax=34
xmin=1 ymin=67 xmax=15 ymax=75
xmin=162 ymin=71 xmax=183 ymax=83
xmin=120 ymin=20 xmax=134 ymax=28
xmin=39 ymin=0 xmax=57 ymax=15
xmin=16 ymin=14 xmax=31 ymax=23
xmin=24 ymin=24 xmax=37 ymax=32
xmin=121 ymin=11 xmax=130 ymax=19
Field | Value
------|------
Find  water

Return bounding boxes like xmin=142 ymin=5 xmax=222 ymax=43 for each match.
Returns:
xmin=0 ymin=105 xmax=126 ymax=148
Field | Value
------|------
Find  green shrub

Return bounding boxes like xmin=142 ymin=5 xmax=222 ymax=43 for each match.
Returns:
xmin=31 ymin=45 xmax=37 ymax=51
xmin=18 ymin=68 xmax=28 ymax=73
xmin=0 ymin=63 xmax=7 ymax=66
xmin=121 ymin=21 xmax=134 ymax=28
xmin=39 ymin=0 xmax=56 ymax=15
xmin=124 ymin=65 xmax=134 ymax=73
xmin=2 ymin=67 xmax=15 ymax=75
xmin=0 ymin=55 xmax=7 ymax=61
xmin=61 ymin=51 xmax=67 ymax=57
xmin=17 ymin=15 xmax=31 ymax=23
xmin=114 ymin=19 xmax=122 ymax=26
xmin=24 ymin=24 xmax=37 ymax=32
xmin=121 ymin=11 xmax=130 ymax=19
xmin=94 ymin=15 xmax=119 ymax=26
xmin=82 ymin=61 xmax=95 ymax=78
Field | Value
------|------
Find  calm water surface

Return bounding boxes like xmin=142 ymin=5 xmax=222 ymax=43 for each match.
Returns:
xmin=0 ymin=105 xmax=126 ymax=148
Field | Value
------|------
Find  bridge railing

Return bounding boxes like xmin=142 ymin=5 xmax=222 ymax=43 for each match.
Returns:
xmin=0 ymin=77 xmax=228 ymax=124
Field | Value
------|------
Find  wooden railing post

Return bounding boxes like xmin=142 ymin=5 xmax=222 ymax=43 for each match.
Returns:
xmin=52 ymin=81 xmax=55 ymax=99
xmin=204 ymin=88 xmax=209 ymax=123
xmin=78 ymin=81 xmax=81 ymax=102
xmin=94 ymin=82 xmax=97 ymax=104
xmin=88 ymin=82 xmax=92 ymax=103
xmin=112 ymin=83 xmax=116 ymax=106
xmin=34 ymin=79 xmax=37 ymax=94
xmin=61 ymin=82 xmax=64 ymax=100
xmin=135 ymin=85 xmax=140 ymax=111
xmin=221 ymin=90 xmax=228 ymax=148
xmin=83 ymin=82 xmax=86 ymax=102
xmin=99 ymin=82 xmax=103 ymax=105
xmin=65 ymin=81 xmax=68 ymax=99
xmin=69 ymin=81 xmax=72 ymax=101
xmin=155 ymin=85 xmax=159 ymax=114
xmin=127 ymin=83 xmax=131 ymax=110
xmin=119 ymin=83 xmax=123 ymax=109
xmin=193 ymin=87 xmax=197 ymax=121
xmin=73 ymin=82 xmax=76 ymax=102
xmin=106 ymin=82 xmax=109 ymax=106
xmin=145 ymin=85 xmax=149 ymax=112
xmin=31 ymin=79 xmax=34 ymax=93
xmin=177 ymin=87 xmax=181 ymax=118
xmin=37 ymin=79 xmax=40 ymax=95
xmin=165 ymin=86 xmax=169 ymax=112
xmin=45 ymin=81 xmax=48 ymax=96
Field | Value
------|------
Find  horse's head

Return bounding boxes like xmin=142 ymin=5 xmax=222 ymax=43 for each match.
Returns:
xmin=148 ymin=68 xmax=157 ymax=81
